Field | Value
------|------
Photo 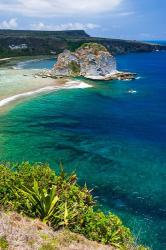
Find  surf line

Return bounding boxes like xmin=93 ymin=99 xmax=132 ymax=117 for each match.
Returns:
xmin=0 ymin=86 xmax=56 ymax=108
xmin=0 ymin=80 xmax=92 ymax=108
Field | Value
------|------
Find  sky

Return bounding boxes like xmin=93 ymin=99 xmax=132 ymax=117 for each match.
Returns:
xmin=0 ymin=0 xmax=165 ymax=40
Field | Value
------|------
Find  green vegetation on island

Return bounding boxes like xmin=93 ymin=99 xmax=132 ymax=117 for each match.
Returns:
xmin=80 ymin=42 xmax=108 ymax=52
xmin=0 ymin=162 xmax=149 ymax=250
xmin=68 ymin=61 xmax=81 ymax=75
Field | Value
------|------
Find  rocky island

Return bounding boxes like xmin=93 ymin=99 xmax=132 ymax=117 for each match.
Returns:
xmin=41 ymin=43 xmax=136 ymax=81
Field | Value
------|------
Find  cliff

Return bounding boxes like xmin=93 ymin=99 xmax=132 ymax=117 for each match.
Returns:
xmin=0 ymin=29 xmax=165 ymax=58
xmin=51 ymin=43 xmax=136 ymax=80
xmin=53 ymin=43 xmax=116 ymax=76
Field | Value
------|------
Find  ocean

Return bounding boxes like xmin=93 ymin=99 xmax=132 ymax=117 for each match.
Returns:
xmin=0 ymin=49 xmax=166 ymax=250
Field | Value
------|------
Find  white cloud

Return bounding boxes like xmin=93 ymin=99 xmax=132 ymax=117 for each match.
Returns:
xmin=118 ymin=11 xmax=135 ymax=16
xmin=0 ymin=0 xmax=122 ymax=17
xmin=0 ymin=18 xmax=18 ymax=29
xmin=31 ymin=22 xmax=100 ymax=31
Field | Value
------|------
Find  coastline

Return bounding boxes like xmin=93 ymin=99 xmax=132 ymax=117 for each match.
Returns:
xmin=0 ymin=55 xmax=56 ymax=68
xmin=0 ymin=66 xmax=92 ymax=113
xmin=0 ymin=50 xmax=166 ymax=250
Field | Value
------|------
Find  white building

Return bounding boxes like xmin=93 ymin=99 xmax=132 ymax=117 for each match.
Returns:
xmin=9 ymin=44 xmax=28 ymax=50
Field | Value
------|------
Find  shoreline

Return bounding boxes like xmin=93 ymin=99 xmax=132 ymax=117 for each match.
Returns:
xmin=0 ymin=55 xmax=56 ymax=69
xmin=0 ymin=86 xmax=57 ymax=108
xmin=0 ymin=80 xmax=92 ymax=109
xmin=0 ymin=57 xmax=91 ymax=113
xmin=0 ymin=68 xmax=92 ymax=112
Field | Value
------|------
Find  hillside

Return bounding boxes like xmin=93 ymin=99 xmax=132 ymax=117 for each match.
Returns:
xmin=0 ymin=29 xmax=165 ymax=58
xmin=0 ymin=162 xmax=149 ymax=250
xmin=0 ymin=212 xmax=114 ymax=250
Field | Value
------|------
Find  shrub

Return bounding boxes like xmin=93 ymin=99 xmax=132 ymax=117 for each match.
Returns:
xmin=18 ymin=180 xmax=59 ymax=223
xmin=0 ymin=163 xmax=149 ymax=249
xmin=68 ymin=61 xmax=80 ymax=75
xmin=70 ymin=207 xmax=133 ymax=249
xmin=0 ymin=162 xmax=57 ymax=211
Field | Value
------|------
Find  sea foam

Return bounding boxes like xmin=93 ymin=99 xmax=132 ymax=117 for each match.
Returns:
xmin=0 ymin=86 xmax=56 ymax=108
xmin=0 ymin=80 xmax=92 ymax=108
xmin=65 ymin=80 xmax=92 ymax=89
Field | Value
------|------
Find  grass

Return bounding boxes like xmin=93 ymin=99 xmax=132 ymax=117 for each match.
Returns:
xmin=0 ymin=236 xmax=9 ymax=250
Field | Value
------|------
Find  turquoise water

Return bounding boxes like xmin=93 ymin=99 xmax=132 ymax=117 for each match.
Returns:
xmin=17 ymin=58 xmax=56 ymax=69
xmin=0 ymin=51 xmax=166 ymax=250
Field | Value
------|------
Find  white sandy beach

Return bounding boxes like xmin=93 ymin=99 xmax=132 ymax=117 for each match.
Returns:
xmin=0 ymin=68 xmax=92 ymax=111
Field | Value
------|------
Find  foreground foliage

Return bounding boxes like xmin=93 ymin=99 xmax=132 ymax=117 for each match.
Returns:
xmin=0 ymin=162 xmax=149 ymax=250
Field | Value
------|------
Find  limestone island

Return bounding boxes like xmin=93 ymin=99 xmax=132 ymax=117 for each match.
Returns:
xmin=37 ymin=43 xmax=137 ymax=81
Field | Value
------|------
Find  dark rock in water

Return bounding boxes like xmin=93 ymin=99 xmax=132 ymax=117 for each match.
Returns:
xmin=104 ymin=72 xmax=137 ymax=81
xmin=85 ymin=72 xmax=137 ymax=81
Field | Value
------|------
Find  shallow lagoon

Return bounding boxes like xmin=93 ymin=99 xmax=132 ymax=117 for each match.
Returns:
xmin=0 ymin=52 xmax=166 ymax=250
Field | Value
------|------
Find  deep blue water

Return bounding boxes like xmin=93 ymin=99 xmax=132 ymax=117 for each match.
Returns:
xmin=146 ymin=40 xmax=166 ymax=45
xmin=0 ymin=50 xmax=166 ymax=250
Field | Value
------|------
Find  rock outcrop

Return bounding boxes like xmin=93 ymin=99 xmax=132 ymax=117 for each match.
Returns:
xmin=52 ymin=43 xmax=116 ymax=77
xmin=51 ymin=43 xmax=136 ymax=81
